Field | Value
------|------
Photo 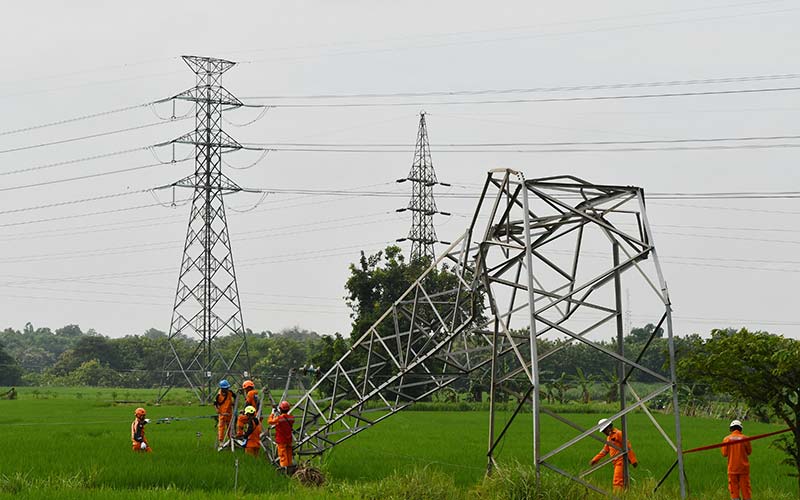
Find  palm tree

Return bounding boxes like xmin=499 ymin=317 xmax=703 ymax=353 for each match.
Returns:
xmin=552 ymin=372 xmax=574 ymax=404
xmin=571 ymin=367 xmax=596 ymax=404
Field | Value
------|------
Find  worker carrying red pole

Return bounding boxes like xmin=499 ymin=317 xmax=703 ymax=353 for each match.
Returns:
xmin=722 ymin=419 xmax=752 ymax=500
xmin=268 ymin=400 xmax=295 ymax=470
xmin=654 ymin=423 xmax=791 ymax=495
xmin=590 ymin=418 xmax=638 ymax=491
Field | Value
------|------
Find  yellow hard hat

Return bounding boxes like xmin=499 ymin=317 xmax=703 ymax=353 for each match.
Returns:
xmin=244 ymin=405 xmax=256 ymax=415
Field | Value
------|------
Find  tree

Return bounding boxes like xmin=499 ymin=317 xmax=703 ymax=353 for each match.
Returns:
xmin=678 ymin=328 xmax=800 ymax=490
xmin=344 ymin=245 xmax=484 ymax=400
xmin=570 ymin=367 xmax=595 ymax=404
xmin=345 ymin=245 xmax=478 ymax=339
xmin=551 ymin=372 xmax=574 ymax=404
xmin=68 ymin=359 xmax=121 ymax=387
xmin=0 ymin=341 xmax=22 ymax=385
xmin=628 ymin=323 xmax=663 ymax=344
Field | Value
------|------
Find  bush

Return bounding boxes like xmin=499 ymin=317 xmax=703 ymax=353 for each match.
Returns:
xmin=333 ymin=466 xmax=463 ymax=500
xmin=472 ymin=464 xmax=588 ymax=500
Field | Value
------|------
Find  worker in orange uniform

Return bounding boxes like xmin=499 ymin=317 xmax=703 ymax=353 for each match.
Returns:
xmin=268 ymin=400 xmax=295 ymax=469
xmin=722 ymin=419 xmax=752 ymax=500
xmin=131 ymin=407 xmax=151 ymax=452
xmin=241 ymin=380 xmax=260 ymax=412
xmin=236 ymin=405 xmax=262 ymax=458
xmin=213 ymin=379 xmax=235 ymax=446
xmin=590 ymin=418 xmax=638 ymax=490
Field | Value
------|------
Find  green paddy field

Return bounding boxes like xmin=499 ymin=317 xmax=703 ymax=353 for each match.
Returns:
xmin=0 ymin=387 xmax=795 ymax=499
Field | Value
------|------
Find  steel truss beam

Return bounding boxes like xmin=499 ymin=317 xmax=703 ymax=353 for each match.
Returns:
xmin=276 ymin=169 xmax=685 ymax=498
xmin=159 ymin=56 xmax=251 ymax=403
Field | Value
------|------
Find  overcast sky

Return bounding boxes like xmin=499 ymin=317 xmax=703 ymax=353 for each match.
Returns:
xmin=0 ymin=0 xmax=798 ymax=340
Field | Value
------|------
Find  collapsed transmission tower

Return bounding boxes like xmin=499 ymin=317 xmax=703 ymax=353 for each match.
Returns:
xmin=159 ymin=56 xmax=251 ymax=403
xmin=396 ymin=112 xmax=450 ymax=261
xmin=273 ymin=169 xmax=686 ymax=498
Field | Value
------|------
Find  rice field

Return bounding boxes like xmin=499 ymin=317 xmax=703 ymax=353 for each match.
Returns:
xmin=0 ymin=387 xmax=795 ymax=499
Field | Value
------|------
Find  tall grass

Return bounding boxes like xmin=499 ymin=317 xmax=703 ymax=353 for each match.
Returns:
xmin=0 ymin=390 xmax=796 ymax=498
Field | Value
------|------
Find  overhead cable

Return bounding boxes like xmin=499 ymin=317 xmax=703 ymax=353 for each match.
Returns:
xmin=244 ymin=143 xmax=800 ymax=153
xmin=250 ymin=72 xmax=800 ymax=100
xmin=0 ymin=156 xmax=190 ymax=193
xmin=242 ymin=85 xmax=800 ymax=108
xmin=0 ymin=118 xmax=186 ymax=155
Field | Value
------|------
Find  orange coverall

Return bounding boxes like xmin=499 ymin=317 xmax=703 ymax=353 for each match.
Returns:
xmin=591 ymin=428 xmax=637 ymax=490
xmin=236 ymin=414 xmax=262 ymax=458
xmin=214 ymin=389 xmax=234 ymax=442
xmin=244 ymin=388 xmax=260 ymax=411
xmin=268 ymin=412 xmax=295 ymax=467
xmin=722 ymin=430 xmax=752 ymax=500
xmin=131 ymin=417 xmax=151 ymax=452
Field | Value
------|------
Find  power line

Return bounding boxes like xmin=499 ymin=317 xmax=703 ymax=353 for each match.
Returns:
xmin=650 ymin=201 xmax=800 ymax=215
xmin=0 ymin=182 xmax=399 ymax=229
xmin=0 ymin=103 xmax=155 ymax=138
xmin=246 ymin=144 xmax=800 ymax=154
xmin=0 ymin=119 xmax=184 ymax=155
xmin=0 ymin=157 xmax=189 ymax=193
xmin=0 ymin=146 xmax=150 ymax=177
xmin=0 ymin=200 xmax=186 ymax=229
xmin=250 ymin=72 xmax=800 ymax=100
xmin=242 ymin=85 xmax=800 ymax=108
xmin=254 ymin=133 xmax=800 ymax=147
xmin=228 ymin=187 xmax=800 ymax=200
xmin=0 ymin=214 xmax=396 ymax=263
xmin=0 ymin=190 xmax=146 ymax=216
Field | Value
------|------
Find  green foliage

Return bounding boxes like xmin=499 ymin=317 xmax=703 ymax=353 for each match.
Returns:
xmin=678 ymin=328 xmax=800 ymax=488
xmin=0 ymin=341 xmax=22 ymax=385
xmin=334 ymin=467 xmax=462 ymax=500
xmin=345 ymin=245 xmax=479 ymax=340
xmin=473 ymin=464 xmax=588 ymax=500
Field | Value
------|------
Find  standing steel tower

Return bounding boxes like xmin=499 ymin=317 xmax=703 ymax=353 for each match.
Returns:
xmin=159 ymin=56 xmax=251 ymax=403
xmin=397 ymin=112 xmax=449 ymax=261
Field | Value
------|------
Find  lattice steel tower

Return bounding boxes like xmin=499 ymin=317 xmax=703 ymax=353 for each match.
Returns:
xmin=397 ymin=112 xmax=449 ymax=261
xmin=159 ymin=55 xmax=251 ymax=403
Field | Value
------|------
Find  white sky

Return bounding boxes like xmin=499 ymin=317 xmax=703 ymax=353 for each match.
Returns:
xmin=0 ymin=0 xmax=798 ymax=339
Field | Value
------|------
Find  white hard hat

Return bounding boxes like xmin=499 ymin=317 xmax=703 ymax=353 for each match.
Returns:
xmin=140 ymin=442 xmax=147 ymax=450
xmin=730 ymin=419 xmax=743 ymax=429
xmin=597 ymin=418 xmax=612 ymax=432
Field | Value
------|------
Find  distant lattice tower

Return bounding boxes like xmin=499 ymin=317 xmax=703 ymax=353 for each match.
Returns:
xmin=397 ymin=112 xmax=450 ymax=261
xmin=158 ymin=56 xmax=251 ymax=403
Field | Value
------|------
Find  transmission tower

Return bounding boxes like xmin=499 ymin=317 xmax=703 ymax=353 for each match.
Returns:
xmin=279 ymin=170 xmax=686 ymax=498
xmin=159 ymin=55 xmax=251 ymax=403
xmin=396 ymin=112 xmax=449 ymax=261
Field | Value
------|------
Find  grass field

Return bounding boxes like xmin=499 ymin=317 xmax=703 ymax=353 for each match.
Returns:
xmin=0 ymin=387 xmax=796 ymax=499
